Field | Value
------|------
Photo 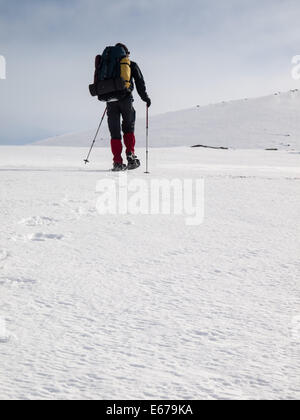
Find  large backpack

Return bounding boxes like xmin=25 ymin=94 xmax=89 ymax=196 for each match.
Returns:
xmin=89 ymin=45 xmax=131 ymax=101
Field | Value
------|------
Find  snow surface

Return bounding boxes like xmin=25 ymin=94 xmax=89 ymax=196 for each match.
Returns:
xmin=0 ymin=145 xmax=299 ymax=400
xmin=35 ymin=90 xmax=300 ymax=151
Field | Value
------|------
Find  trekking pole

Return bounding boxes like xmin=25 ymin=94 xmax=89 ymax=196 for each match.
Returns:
xmin=84 ymin=106 xmax=107 ymax=164
xmin=144 ymin=104 xmax=150 ymax=174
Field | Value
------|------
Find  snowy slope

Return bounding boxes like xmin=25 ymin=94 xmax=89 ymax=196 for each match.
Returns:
xmin=0 ymin=146 xmax=299 ymax=400
xmin=35 ymin=90 xmax=300 ymax=150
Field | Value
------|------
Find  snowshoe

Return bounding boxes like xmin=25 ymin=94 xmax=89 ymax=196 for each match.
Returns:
xmin=127 ymin=153 xmax=140 ymax=170
xmin=112 ymin=162 xmax=127 ymax=172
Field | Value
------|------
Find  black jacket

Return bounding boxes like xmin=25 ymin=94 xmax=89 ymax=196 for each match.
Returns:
xmin=94 ymin=55 xmax=149 ymax=102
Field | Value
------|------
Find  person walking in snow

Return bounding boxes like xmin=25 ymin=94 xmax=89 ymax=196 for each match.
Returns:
xmin=91 ymin=43 xmax=151 ymax=171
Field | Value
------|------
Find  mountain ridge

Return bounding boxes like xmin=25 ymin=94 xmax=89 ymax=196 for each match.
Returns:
xmin=34 ymin=90 xmax=300 ymax=150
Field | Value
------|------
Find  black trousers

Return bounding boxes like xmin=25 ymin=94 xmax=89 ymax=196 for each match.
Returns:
xmin=107 ymin=96 xmax=136 ymax=139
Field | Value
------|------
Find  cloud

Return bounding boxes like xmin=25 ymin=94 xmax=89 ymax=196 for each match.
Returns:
xmin=0 ymin=0 xmax=299 ymax=144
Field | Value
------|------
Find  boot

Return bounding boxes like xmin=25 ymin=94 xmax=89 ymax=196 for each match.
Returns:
xmin=112 ymin=162 xmax=127 ymax=172
xmin=127 ymin=152 xmax=140 ymax=170
xmin=124 ymin=133 xmax=140 ymax=169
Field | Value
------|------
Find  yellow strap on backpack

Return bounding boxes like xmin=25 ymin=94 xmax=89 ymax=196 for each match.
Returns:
xmin=120 ymin=57 xmax=131 ymax=89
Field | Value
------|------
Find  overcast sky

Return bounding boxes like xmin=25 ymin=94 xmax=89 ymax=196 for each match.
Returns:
xmin=0 ymin=0 xmax=299 ymax=144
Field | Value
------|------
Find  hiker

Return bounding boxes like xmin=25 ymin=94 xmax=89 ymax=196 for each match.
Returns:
xmin=91 ymin=43 xmax=151 ymax=171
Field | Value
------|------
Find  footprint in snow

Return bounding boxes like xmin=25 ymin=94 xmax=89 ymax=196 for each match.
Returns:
xmin=27 ymin=233 xmax=64 ymax=241
xmin=18 ymin=216 xmax=58 ymax=227
xmin=0 ymin=276 xmax=37 ymax=286
xmin=0 ymin=332 xmax=10 ymax=343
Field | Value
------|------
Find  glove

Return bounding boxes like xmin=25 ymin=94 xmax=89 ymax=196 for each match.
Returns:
xmin=146 ymin=97 xmax=151 ymax=108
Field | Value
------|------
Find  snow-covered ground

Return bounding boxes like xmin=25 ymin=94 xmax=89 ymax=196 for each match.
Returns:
xmin=0 ymin=145 xmax=299 ymax=400
xmin=35 ymin=90 xmax=300 ymax=150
